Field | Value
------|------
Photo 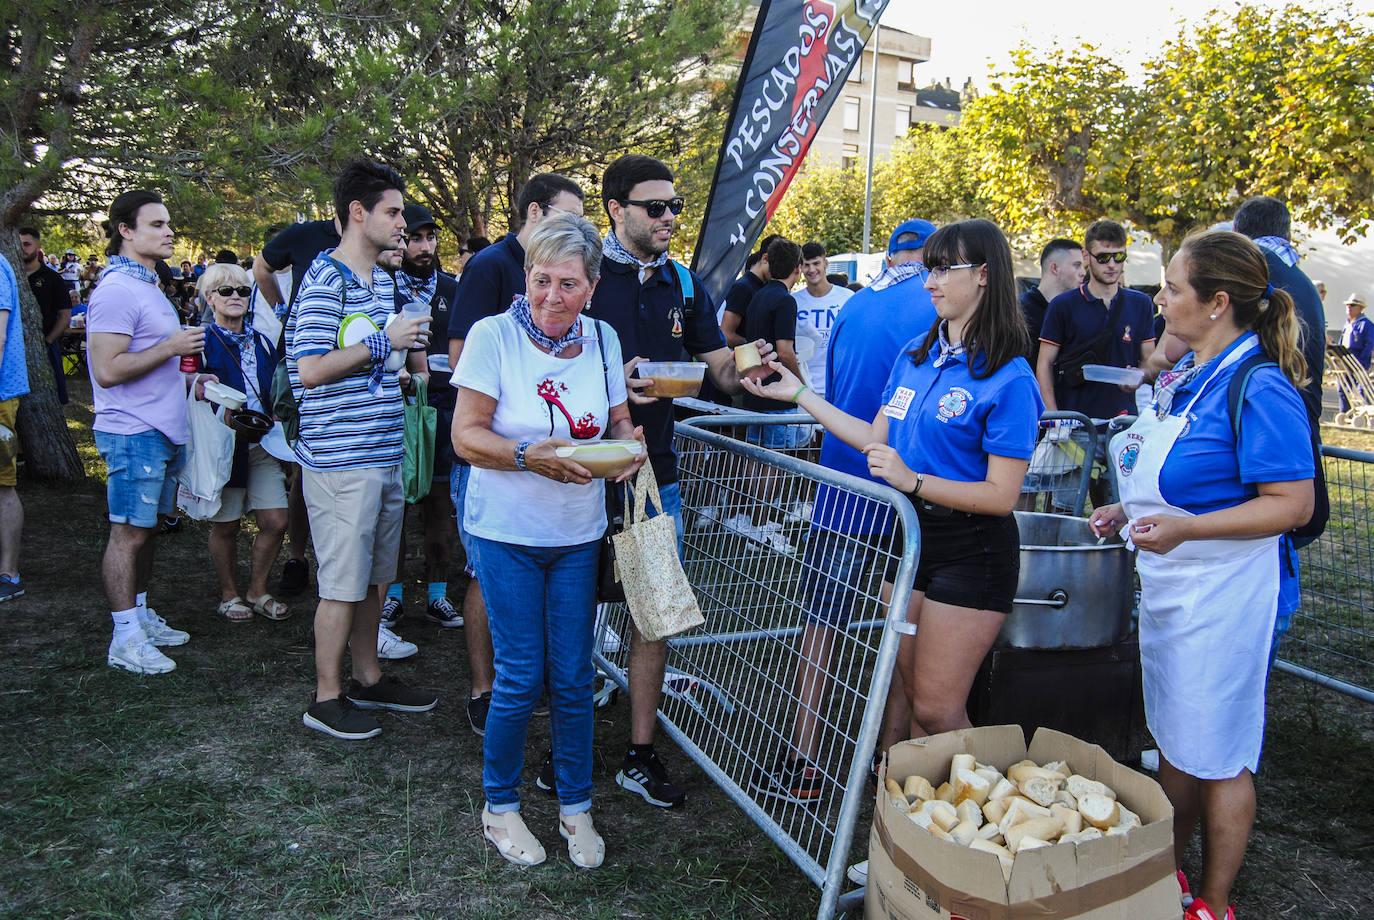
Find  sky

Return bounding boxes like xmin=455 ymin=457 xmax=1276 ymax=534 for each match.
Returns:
xmin=880 ymin=0 xmax=1372 ymax=88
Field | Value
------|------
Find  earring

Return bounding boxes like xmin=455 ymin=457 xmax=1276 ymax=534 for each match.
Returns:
xmin=1209 ymin=313 xmax=1217 ymax=320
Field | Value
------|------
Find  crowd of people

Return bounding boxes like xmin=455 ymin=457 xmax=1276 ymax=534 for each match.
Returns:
xmin=0 ymin=150 xmax=1332 ymax=916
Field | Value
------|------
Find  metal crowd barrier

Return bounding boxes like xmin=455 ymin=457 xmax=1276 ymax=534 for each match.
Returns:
xmin=592 ymin=414 xmax=920 ymax=920
xmin=1281 ymin=444 xmax=1374 ymax=701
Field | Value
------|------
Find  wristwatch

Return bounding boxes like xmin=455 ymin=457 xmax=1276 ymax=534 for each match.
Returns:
xmin=514 ymin=439 xmax=532 ymax=471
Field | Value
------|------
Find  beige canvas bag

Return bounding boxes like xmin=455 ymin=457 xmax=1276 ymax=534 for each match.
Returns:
xmin=612 ymin=463 xmax=704 ymax=643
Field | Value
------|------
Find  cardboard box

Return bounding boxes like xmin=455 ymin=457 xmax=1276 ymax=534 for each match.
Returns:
xmin=865 ymin=726 xmax=1181 ymax=920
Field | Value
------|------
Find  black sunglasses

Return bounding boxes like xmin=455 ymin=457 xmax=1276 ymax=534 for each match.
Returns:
xmin=622 ymin=197 xmax=685 ymax=218
xmin=1091 ymin=251 xmax=1128 ymax=264
xmin=214 ymin=285 xmax=252 ymax=297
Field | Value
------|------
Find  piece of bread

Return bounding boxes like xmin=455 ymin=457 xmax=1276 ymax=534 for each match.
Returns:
xmin=1005 ymin=816 xmax=1065 ymax=853
xmin=982 ymin=797 xmax=1010 ymax=825
xmin=1053 ymin=789 xmax=1078 ymax=808
xmin=935 ymin=781 xmax=956 ymax=804
xmin=885 ymin=778 xmax=909 ymax=810
xmin=908 ymin=809 xmax=934 ymax=830
xmin=1066 ymin=774 xmax=1116 ymax=801
xmin=1060 ymin=827 xmax=1104 ymax=846
xmin=955 ymin=768 xmax=992 ymax=806
xmin=923 ymin=799 xmax=959 ymax=832
xmin=949 ymin=754 xmax=976 ymax=788
xmin=998 ymin=797 xmax=1053 ymax=836
xmin=1114 ymin=804 xmax=1142 ymax=830
xmin=975 ymin=822 xmax=1005 ymax=843
xmin=969 ymin=838 xmax=1015 ymax=882
xmin=950 ymin=820 xmax=980 ymax=847
xmin=1050 ymin=803 xmax=1083 ymax=836
xmin=1009 ymin=764 xmax=1067 ymax=787
xmin=1043 ymin=760 xmax=1071 ymax=777
xmin=956 ymin=800 xmax=984 ymax=828
xmin=1018 ymin=776 xmax=1059 ymax=808
xmin=988 ymin=778 xmax=1018 ymax=802
xmin=904 ymin=774 xmax=935 ymax=803
xmin=1014 ymin=836 xmax=1052 ymax=853
xmin=928 ymin=823 xmax=953 ymax=841
xmin=1078 ymin=793 xmax=1120 ymax=830
xmin=975 ymin=767 xmax=1004 ymax=788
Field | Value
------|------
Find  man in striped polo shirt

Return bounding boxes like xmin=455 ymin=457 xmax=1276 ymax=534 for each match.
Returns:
xmin=287 ymin=159 xmax=437 ymax=740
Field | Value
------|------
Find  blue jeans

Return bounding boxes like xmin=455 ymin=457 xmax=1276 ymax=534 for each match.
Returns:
xmin=469 ymin=534 xmax=600 ymax=813
xmin=95 ymin=429 xmax=186 ymax=528
xmin=646 ymin=479 xmax=684 ymax=554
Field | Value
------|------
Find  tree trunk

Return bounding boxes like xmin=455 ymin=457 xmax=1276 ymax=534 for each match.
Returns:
xmin=0 ymin=231 xmax=86 ymax=484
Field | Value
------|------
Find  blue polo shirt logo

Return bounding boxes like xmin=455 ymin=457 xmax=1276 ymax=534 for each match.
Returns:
xmin=936 ymin=387 xmax=971 ymax=420
xmin=669 ymin=305 xmax=683 ymax=338
xmin=1122 ymin=324 xmax=1133 ymax=343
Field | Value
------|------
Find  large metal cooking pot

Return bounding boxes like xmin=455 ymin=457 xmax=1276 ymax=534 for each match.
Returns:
xmin=996 ymin=512 xmax=1134 ymax=649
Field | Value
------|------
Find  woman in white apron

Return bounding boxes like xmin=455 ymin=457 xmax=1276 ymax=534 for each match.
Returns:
xmin=1090 ymin=232 xmax=1313 ymax=920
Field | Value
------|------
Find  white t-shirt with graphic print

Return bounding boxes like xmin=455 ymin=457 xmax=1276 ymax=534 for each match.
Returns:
xmin=455 ymin=311 xmax=628 ymax=547
xmin=792 ymin=284 xmax=853 ymax=398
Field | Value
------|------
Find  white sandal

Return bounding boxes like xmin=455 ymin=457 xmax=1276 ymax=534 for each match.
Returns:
xmin=560 ymin=811 xmax=605 ymax=869
xmin=482 ymin=806 xmax=545 ymax=867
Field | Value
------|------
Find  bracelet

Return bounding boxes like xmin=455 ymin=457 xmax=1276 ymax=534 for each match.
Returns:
xmin=514 ymin=439 xmax=532 ymax=471
xmin=911 ymin=472 xmax=925 ymax=496
xmin=791 ymin=384 xmax=807 ymax=404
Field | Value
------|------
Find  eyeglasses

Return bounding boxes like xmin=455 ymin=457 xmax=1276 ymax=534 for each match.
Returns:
xmin=1091 ymin=251 xmax=1128 ymax=264
xmin=622 ymin=197 xmax=685 ymax=218
xmin=214 ymin=285 xmax=252 ymax=297
xmin=926 ymin=263 xmax=981 ymax=281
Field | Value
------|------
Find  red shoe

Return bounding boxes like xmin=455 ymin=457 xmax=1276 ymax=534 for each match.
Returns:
xmin=1184 ymin=897 xmax=1235 ymax=920
xmin=1177 ymin=870 xmax=1194 ymax=908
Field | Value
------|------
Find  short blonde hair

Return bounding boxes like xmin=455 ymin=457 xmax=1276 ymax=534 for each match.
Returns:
xmin=524 ymin=212 xmax=602 ymax=284
xmin=197 ymin=262 xmax=251 ymax=297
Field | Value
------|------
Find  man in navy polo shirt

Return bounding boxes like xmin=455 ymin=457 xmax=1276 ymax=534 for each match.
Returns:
xmin=589 ymin=153 xmax=772 ymax=810
xmin=444 ymin=172 xmax=585 ymax=737
xmin=1037 ymin=219 xmax=1154 ymax=505
xmin=720 ymin=234 xmax=778 ymax=344
xmin=1019 ymin=238 xmax=1084 ymax=370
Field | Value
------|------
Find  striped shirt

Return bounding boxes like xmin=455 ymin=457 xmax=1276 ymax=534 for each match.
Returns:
xmin=286 ymin=251 xmax=403 ymax=470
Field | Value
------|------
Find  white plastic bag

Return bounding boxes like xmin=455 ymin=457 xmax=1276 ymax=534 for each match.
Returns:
xmin=176 ymin=385 xmax=235 ymax=520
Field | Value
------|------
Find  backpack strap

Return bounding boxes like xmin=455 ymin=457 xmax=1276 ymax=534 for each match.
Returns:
xmin=1227 ymin=352 xmax=1278 ymax=440
xmin=670 ymin=260 xmax=696 ymax=319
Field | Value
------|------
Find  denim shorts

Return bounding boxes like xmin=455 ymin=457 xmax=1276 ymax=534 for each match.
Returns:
xmin=95 ymin=429 xmax=187 ymax=528
xmin=746 ymin=409 xmax=814 ymax=451
xmin=912 ymin=509 xmax=1020 ymax=614
xmin=801 ymin=528 xmax=881 ymax=627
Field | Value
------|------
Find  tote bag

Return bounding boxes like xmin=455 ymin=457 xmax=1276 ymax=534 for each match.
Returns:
xmin=176 ymin=386 xmax=235 ymax=520
xmin=612 ymin=463 xmax=704 ymax=642
xmin=403 ymin=375 xmax=437 ymax=503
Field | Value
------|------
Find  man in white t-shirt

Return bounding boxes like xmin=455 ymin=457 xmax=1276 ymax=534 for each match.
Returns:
xmin=790 ymin=242 xmax=852 ymax=399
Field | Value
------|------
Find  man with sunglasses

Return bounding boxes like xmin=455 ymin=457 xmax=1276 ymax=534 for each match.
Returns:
xmin=445 ymin=172 xmax=585 ymax=737
xmin=1036 ymin=219 xmax=1154 ymax=506
xmin=456 ymin=236 xmax=490 ymax=275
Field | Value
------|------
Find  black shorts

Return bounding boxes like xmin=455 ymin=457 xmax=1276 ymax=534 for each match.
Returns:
xmin=912 ymin=509 xmax=1020 ymax=614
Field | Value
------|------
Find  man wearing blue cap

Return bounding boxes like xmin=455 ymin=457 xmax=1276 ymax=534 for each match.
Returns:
xmin=751 ymin=218 xmax=940 ymax=803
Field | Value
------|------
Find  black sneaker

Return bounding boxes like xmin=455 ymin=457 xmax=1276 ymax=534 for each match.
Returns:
xmin=425 ymin=597 xmax=463 ymax=628
xmin=380 ymin=596 xmax=403 ymax=628
xmin=345 ymin=676 xmax=437 ymax=713
xmin=303 ymin=696 xmax=381 ymax=740
xmin=750 ymin=756 xmax=826 ymax=804
xmin=278 ymin=558 xmax=308 ymax=596
xmin=535 ymin=750 xmax=557 ymax=796
xmin=467 ymin=690 xmax=492 ymax=736
xmin=615 ymin=747 xmax=686 ymax=808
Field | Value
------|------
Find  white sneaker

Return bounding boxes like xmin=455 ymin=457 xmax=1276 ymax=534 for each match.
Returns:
xmin=721 ymin=513 xmax=753 ymax=535
xmin=847 ymin=859 xmax=868 ymax=886
xmin=740 ymin=522 xmax=796 ymax=555
xmin=785 ymin=501 xmax=814 ymax=525
xmin=599 ymin=624 xmax=623 ymax=655
xmin=377 ymin=625 xmax=418 ymax=660
xmin=692 ymin=505 xmax=721 ymax=531
xmin=108 ymin=632 xmax=177 ymax=674
xmin=140 ymin=608 xmax=189 ymax=647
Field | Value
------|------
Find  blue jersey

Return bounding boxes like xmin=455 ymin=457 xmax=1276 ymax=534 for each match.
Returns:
xmin=1157 ymin=336 xmax=1313 ymax=515
xmin=881 ymin=338 xmax=1042 ymax=483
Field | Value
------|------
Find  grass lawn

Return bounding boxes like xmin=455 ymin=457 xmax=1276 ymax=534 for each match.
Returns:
xmin=1 ymin=382 xmax=1372 ymax=918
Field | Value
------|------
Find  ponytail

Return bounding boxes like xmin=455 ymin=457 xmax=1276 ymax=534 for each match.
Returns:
xmin=1179 ymin=230 xmax=1308 ymax=389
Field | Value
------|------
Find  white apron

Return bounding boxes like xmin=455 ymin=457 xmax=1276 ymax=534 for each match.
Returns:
xmin=1110 ymin=338 xmax=1278 ymax=779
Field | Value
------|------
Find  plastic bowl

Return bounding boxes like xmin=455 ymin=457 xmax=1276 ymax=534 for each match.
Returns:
xmin=204 ymin=381 xmax=248 ymax=410
xmin=554 ymin=440 xmax=643 ymax=479
xmin=226 ymin=408 xmax=273 ymax=444
xmin=636 ymin=361 xmax=706 ymax=398
xmin=1081 ymin=364 xmax=1145 ymax=387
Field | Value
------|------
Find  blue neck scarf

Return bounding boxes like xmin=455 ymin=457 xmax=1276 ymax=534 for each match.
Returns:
xmin=508 ymin=295 xmax=585 ymax=356
xmin=396 ymin=270 xmax=436 ymax=306
xmin=101 ymin=254 xmax=159 ymax=286
xmin=1252 ymin=236 xmax=1300 ymax=268
xmin=602 ymin=230 xmax=669 ymax=278
xmin=932 ymin=321 xmax=966 ymax=367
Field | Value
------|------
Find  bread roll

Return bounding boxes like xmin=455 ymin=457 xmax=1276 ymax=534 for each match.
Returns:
xmin=885 ymin=778 xmax=909 ymax=810
xmin=935 ymin=781 xmax=956 ymax=803
xmin=949 ymin=754 xmax=976 ymax=788
xmin=950 ymin=820 xmax=979 ymax=847
xmin=1009 ymin=764 xmax=1066 ymax=787
xmin=998 ymin=797 xmax=1053 ymax=836
xmin=904 ymin=774 xmax=935 ymax=803
xmin=1053 ymin=789 xmax=1078 ymax=808
xmin=982 ymin=798 xmax=1010 ymax=825
xmin=975 ymin=822 xmax=1005 ymax=843
xmin=1015 ymin=836 xmax=1052 ymax=853
xmin=1050 ymin=803 xmax=1083 ymax=836
xmin=1018 ymin=776 xmax=1059 ymax=808
xmin=969 ymin=838 xmax=1015 ymax=882
xmin=1114 ymin=804 xmax=1142 ymax=830
xmin=1078 ymin=793 xmax=1120 ymax=829
xmin=908 ymin=809 xmax=934 ymax=830
xmin=1066 ymin=774 xmax=1115 ymax=801
xmin=1043 ymin=760 xmax=1071 ymax=777
xmin=1004 ymin=816 xmax=1064 ymax=853
xmin=955 ymin=768 xmax=991 ymax=806
xmin=956 ymin=800 xmax=984 ymax=828
xmin=988 ymin=778 xmax=1018 ymax=802
xmin=923 ymin=799 xmax=959 ymax=831
xmin=1060 ymin=827 xmax=1104 ymax=846
xmin=928 ymin=823 xmax=953 ymax=841
xmin=975 ymin=767 xmax=1003 ymax=788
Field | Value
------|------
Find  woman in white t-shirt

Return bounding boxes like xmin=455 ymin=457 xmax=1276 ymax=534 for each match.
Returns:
xmin=453 ymin=213 xmax=645 ymax=871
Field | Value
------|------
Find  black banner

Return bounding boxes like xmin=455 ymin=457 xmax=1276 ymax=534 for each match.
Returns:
xmin=691 ymin=0 xmax=889 ymax=304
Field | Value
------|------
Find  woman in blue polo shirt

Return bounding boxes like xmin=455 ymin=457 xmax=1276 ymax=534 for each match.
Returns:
xmin=744 ymin=219 xmax=1042 ymax=740
xmin=1090 ymin=231 xmax=1313 ymax=920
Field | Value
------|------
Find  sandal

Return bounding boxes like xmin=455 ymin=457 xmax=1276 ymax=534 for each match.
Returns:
xmin=559 ymin=811 xmax=605 ymax=869
xmin=248 ymin=593 xmax=291 ymax=621
xmin=216 ymin=596 xmax=253 ymax=621
xmin=482 ymin=806 xmax=545 ymax=867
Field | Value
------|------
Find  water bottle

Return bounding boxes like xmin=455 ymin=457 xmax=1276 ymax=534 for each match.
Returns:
xmin=384 ymin=301 xmax=431 ymax=372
